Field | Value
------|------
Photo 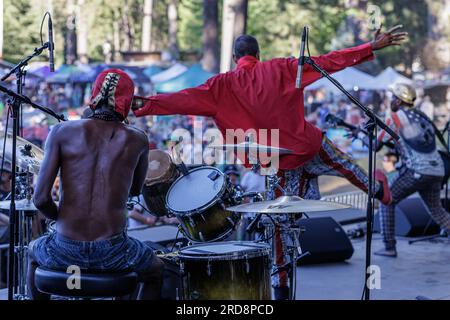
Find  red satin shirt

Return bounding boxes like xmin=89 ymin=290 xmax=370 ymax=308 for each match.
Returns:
xmin=134 ymin=43 xmax=374 ymax=169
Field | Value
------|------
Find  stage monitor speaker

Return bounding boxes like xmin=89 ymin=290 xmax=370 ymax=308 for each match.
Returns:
xmin=296 ymin=217 xmax=354 ymax=265
xmin=373 ymin=196 xmax=440 ymax=236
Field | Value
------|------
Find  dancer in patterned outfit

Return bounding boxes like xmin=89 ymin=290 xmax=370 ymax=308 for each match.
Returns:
xmin=133 ymin=26 xmax=407 ymax=299
xmin=375 ymin=83 xmax=450 ymax=257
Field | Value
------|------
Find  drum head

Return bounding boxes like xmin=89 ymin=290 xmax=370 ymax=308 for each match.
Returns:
xmin=166 ymin=167 xmax=225 ymax=213
xmin=178 ymin=241 xmax=270 ymax=260
xmin=146 ymin=150 xmax=174 ymax=185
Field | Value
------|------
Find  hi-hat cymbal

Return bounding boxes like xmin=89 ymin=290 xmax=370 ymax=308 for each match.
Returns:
xmin=227 ymin=195 xmax=350 ymax=214
xmin=208 ymin=142 xmax=293 ymax=155
xmin=0 ymin=131 xmax=44 ymax=174
xmin=0 ymin=199 xmax=38 ymax=211
xmin=0 ymin=198 xmax=59 ymax=211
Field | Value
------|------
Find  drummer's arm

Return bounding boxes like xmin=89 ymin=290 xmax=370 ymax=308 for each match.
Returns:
xmin=130 ymin=134 xmax=149 ymax=197
xmin=33 ymin=125 xmax=61 ymax=220
xmin=133 ymin=76 xmax=220 ymax=117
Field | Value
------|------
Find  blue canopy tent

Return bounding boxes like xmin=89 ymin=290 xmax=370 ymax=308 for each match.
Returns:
xmin=143 ymin=65 xmax=164 ymax=79
xmin=154 ymin=64 xmax=215 ymax=93
xmin=69 ymin=64 xmax=107 ymax=83
xmin=45 ymin=64 xmax=78 ymax=83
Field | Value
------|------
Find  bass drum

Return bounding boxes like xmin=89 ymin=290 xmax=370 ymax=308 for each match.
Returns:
xmin=166 ymin=166 xmax=240 ymax=242
xmin=142 ymin=150 xmax=180 ymax=217
xmin=178 ymin=241 xmax=272 ymax=300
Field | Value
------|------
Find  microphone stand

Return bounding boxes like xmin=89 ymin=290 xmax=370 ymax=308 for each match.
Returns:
xmin=302 ymin=55 xmax=399 ymax=300
xmin=1 ymin=46 xmax=64 ymax=301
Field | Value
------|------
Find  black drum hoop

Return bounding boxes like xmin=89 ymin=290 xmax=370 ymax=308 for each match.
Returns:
xmin=178 ymin=241 xmax=271 ymax=261
xmin=165 ymin=166 xmax=228 ymax=216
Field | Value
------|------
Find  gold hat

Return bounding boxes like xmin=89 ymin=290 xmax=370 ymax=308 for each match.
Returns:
xmin=392 ymin=83 xmax=416 ymax=105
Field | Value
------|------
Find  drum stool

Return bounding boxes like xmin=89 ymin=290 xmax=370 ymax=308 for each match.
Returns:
xmin=34 ymin=267 xmax=138 ymax=299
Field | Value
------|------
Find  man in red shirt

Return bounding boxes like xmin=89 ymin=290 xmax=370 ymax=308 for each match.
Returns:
xmin=133 ymin=25 xmax=406 ymax=299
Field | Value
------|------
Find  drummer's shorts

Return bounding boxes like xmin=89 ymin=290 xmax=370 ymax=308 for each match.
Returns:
xmin=29 ymin=231 xmax=156 ymax=275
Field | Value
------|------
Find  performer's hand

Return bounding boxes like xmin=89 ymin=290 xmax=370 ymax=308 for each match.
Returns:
xmin=370 ymin=24 xmax=408 ymax=51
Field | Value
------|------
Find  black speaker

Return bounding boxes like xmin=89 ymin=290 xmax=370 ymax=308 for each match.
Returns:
xmin=373 ymin=196 xmax=440 ymax=236
xmin=296 ymin=217 xmax=354 ymax=265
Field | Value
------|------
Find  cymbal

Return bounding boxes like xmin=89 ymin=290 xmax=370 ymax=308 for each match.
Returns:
xmin=226 ymin=195 xmax=351 ymax=214
xmin=0 ymin=131 xmax=44 ymax=174
xmin=208 ymin=142 xmax=293 ymax=155
xmin=0 ymin=199 xmax=38 ymax=211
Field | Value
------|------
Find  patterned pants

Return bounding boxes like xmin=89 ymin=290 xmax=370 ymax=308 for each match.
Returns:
xmin=271 ymin=136 xmax=378 ymax=288
xmin=379 ymin=169 xmax=450 ymax=249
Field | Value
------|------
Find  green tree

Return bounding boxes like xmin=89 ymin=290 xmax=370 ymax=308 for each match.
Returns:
xmin=3 ymin=0 xmax=42 ymax=63
xmin=178 ymin=0 xmax=203 ymax=53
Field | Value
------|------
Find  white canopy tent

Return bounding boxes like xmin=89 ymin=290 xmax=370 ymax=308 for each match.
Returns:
xmin=370 ymin=67 xmax=413 ymax=89
xmin=305 ymin=67 xmax=378 ymax=94
xmin=150 ymin=63 xmax=188 ymax=83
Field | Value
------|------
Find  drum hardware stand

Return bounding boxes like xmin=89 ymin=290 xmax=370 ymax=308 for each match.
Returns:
xmin=0 ymin=53 xmax=65 ymax=300
xmin=298 ymin=28 xmax=399 ymax=300
xmin=269 ymin=214 xmax=310 ymax=301
xmin=408 ymin=229 xmax=449 ymax=245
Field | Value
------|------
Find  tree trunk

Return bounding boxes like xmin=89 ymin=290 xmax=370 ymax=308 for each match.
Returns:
xmin=0 ymin=0 xmax=3 ymax=59
xmin=47 ymin=0 xmax=53 ymax=15
xmin=423 ymin=0 xmax=450 ymax=71
xmin=141 ymin=0 xmax=154 ymax=52
xmin=65 ymin=0 xmax=77 ymax=64
xmin=122 ymin=0 xmax=135 ymax=52
xmin=232 ymin=0 xmax=248 ymax=39
xmin=76 ymin=0 xmax=88 ymax=64
xmin=220 ymin=0 xmax=248 ymax=72
xmin=168 ymin=0 xmax=179 ymax=60
xmin=113 ymin=16 xmax=121 ymax=62
xmin=202 ymin=0 xmax=219 ymax=73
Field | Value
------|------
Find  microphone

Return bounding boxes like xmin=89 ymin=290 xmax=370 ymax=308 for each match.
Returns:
xmin=48 ymin=14 xmax=55 ymax=72
xmin=295 ymin=26 xmax=309 ymax=89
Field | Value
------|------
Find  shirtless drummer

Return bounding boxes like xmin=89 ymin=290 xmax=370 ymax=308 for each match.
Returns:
xmin=27 ymin=69 xmax=164 ymax=300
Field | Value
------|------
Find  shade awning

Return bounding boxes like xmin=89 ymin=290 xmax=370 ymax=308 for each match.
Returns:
xmin=154 ymin=64 xmax=215 ymax=93
xmin=150 ymin=63 xmax=188 ymax=84
xmin=305 ymin=67 xmax=378 ymax=93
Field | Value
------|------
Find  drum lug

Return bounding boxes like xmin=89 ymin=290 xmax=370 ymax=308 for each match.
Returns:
xmin=216 ymin=197 xmax=226 ymax=209
xmin=245 ymin=255 xmax=250 ymax=274
xmin=198 ymin=232 xmax=206 ymax=242
xmin=180 ymin=261 xmax=185 ymax=275
xmin=200 ymin=214 xmax=207 ymax=223
xmin=207 ymin=260 xmax=212 ymax=277
xmin=188 ymin=216 xmax=196 ymax=227
xmin=226 ymin=217 xmax=235 ymax=227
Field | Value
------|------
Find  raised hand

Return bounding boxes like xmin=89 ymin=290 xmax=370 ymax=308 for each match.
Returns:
xmin=371 ymin=24 xmax=408 ymax=51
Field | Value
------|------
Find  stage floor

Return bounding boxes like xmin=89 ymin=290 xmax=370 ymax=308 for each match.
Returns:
xmin=1 ymin=233 xmax=449 ymax=300
xmin=296 ymin=232 xmax=450 ymax=300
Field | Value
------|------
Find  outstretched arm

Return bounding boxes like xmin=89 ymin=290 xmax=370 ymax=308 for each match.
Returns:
xmin=33 ymin=125 xmax=62 ymax=220
xmin=133 ymin=76 xmax=220 ymax=118
xmin=291 ymin=25 xmax=407 ymax=87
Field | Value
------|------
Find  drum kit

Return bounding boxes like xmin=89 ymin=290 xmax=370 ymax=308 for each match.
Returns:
xmin=141 ymin=141 xmax=351 ymax=300
xmin=0 ymin=132 xmax=351 ymax=300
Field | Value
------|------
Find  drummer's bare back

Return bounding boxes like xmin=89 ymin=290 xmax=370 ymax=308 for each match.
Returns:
xmin=33 ymin=118 xmax=149 ymax=241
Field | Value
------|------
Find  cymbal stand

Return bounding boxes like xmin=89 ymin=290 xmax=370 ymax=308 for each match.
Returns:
xmin=13 ymin=167 xmax=35 ymax=300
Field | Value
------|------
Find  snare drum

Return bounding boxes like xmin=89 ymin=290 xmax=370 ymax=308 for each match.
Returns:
xmin=142 ymin=150 xmax=180 ymax=217
xmin=178 ymin=241 xmax=271 ymax=300
xmin=166 ymin=166 xmax=240 ymax=242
